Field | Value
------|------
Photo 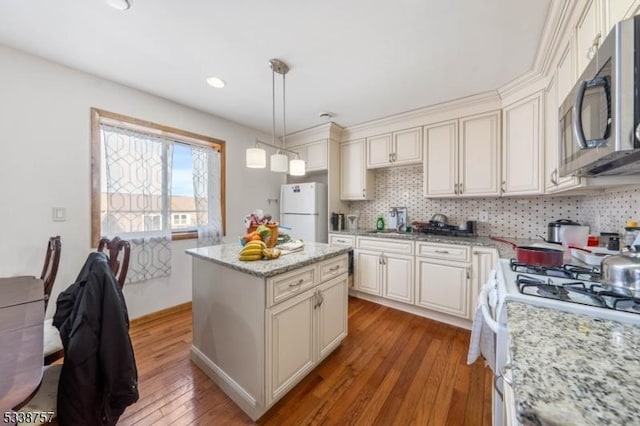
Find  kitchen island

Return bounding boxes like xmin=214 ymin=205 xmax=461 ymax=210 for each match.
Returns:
xmin=506 ymin=302 xmax=640 ymax=425
xmin=185 ymin=243 xmax=351 ymax=421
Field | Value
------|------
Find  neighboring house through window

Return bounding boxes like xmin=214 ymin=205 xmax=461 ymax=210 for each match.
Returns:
xmin=91 ymin=108 xmax=226 ymax=282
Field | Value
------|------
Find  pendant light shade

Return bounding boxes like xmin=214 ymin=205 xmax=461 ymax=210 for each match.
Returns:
xmin=246 ymin=147 xmax=266 ymax=168
xmin=289 ymin=158 xmax=306 ymax=176
xmin=270 ymin=153 xmax=288 ymax=172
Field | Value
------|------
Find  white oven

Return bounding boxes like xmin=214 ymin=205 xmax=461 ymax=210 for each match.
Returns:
xmin=478 ymin=259 xmax=640 ymax=426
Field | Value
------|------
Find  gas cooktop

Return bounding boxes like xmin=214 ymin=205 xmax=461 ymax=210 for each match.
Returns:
xmin=498 ymin=259 xmax=640 ymax=325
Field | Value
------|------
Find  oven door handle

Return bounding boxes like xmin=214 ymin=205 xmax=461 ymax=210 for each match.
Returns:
xmin=479 ymin=285 xmax=499 ymax=334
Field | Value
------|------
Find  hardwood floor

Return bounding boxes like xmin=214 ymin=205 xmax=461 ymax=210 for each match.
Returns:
xmin=118 ymin=297 xmax=492 ymax=425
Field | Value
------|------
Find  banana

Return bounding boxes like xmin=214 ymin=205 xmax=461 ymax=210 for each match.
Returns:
xmin=240 ymin=248 xmax=263 ymax=256
xmin=245 ymin=240 xmax=266 ymax=248
xmin=263 ymin=248 xmax=281 ymax=259
xmin=239 ymin=254 xmax=263 ymax=261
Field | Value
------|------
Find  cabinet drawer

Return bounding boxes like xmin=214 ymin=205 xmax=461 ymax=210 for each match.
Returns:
xmin=319 ymin=255 xmax=348 ymax=282
xmin=415 ymin=242 xmax=470 ymax=262
xmin=357 ymin=237 xmax=414 ymax=255
xmin=329 ymin=234 xmax=355 ymax=247
xmin=267 ymin=265 xmax=318 ymax=307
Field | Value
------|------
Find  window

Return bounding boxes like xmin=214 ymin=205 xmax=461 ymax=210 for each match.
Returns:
xmin=91 ymin=108 xmax=226 ymax=246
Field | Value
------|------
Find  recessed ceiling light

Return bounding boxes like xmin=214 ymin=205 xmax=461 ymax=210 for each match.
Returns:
xmin=206 ymin=76 xmax=226 ymax=88
xmin=105 ymin=0 xmax=132 ymax=10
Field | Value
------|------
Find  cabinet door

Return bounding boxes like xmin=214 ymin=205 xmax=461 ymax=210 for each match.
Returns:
xmin=423 ymin=120 xmax=458 ymax=197
xmin=382 ymin=253 xmax=414 ymax=304
xmin=317 ymin=274 xmax=348 ymax=359
xmin=556 ymin=40 xmax=575 ymax=105
xmin=304 ymin=140 xmax=328 ymax=172
xmin=415 ymin=258 xmax=470 ymax=318
xmin=502 ymin=93 xmax=543 ymax=195
xmin=604 ymin=0 xmax=637 ymax=33
xmin=544 ymin=74 xmax=580 ymax=193
xmin=266 ymin=291 xmax=316 ymax=404
xmin=367 ymin=133 xmax=392 ymax=168
xmin=341 ymin=140 xmax=374 ymax=200
xmin=471 ymin=247 xmax=498 ymax=320
xmin=576 ymin=0 xmax=601 ymax=76
xmin=459 ymin=111 xmax=501 ymax=197
xmin=393 ymin=127 xmax=423 ymax=165
xmin=354 ymin=250 xmax=382 ymax=295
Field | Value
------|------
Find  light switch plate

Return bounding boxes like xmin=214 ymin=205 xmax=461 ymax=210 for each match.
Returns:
xmin=52 ymin=207 xmax=66 ymax=222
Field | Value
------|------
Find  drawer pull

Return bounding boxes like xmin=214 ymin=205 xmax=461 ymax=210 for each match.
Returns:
xmin=435 ymin=250 xmax=450 ymax=254
xmin=289 ymin=278 xmax=305 ymax=287
xmin=336 ymin=239 xmax=346 ymax=243
xmin=329 ymin=265 xmax=340 ymax=272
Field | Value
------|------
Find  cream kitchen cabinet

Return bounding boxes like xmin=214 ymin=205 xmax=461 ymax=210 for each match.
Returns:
xmin=423 ymin=111 xmax=501 ymax=198
xmin=340 ymin=139 xmax=375 ymax=200
xmin=354 ymin=237 xmax=414 ymax=304
xmin=366 ymin=127 xmax=422 ymax=169
xmin=470 ymin=246 xmax=498 ymax=319
xmin=266 ymin=272 xmax=347 ymax=405
xmin=502 ymin=92 xmax=544 ymax=196
xmin=289 ymin=139 xmax=328 ymax=172
xmin=603 ymin=0 xmax=639 ymax=33
xmin=415 ymin=242 xmax=471 ymax=319
xmin=576 ymin=0 xmax=602 ymax=77
xmin=544 ymin=73 xmax=582 ymax=193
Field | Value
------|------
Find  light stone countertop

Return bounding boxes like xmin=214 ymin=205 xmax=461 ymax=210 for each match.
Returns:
xmin=506 ymin=302 xmax=640 ymax=426
xmin=329 ymin=229 xmax=535 ymax=258
xmin=186 ymin=242 xmax=352 ymax=278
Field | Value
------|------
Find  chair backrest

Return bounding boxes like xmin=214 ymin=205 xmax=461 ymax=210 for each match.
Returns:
xmin=41 ymin=236 xmax=61 ymax=310
xmin=97 ymin=237 xmax=131 ymax=289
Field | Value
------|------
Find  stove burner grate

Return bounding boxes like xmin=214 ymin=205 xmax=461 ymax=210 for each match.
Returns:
xmin=510 ymin=259 xmax=601 ymax=281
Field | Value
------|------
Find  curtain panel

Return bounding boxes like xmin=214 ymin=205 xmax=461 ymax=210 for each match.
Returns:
xmin=101 ymin=124 xmax=173 ymax=283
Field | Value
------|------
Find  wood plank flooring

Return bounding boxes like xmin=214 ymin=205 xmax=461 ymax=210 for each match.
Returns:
xmin=116 ymin=296 xmax=492 ymax=425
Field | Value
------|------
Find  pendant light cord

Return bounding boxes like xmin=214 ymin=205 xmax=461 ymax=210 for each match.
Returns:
xmin=272 ymin=67 xmax=277 ymax=150
xmin=282 ymin=72 xmax=286 ymax=148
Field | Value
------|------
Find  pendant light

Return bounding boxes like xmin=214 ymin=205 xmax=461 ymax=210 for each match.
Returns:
xmin=245 ymin=59 xmax=306 ymax=175
xmin=270 ymin=59 xmax=289 ymax=172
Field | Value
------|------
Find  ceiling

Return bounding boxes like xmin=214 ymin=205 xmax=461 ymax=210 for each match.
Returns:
xmin=0 ymin=0 xmax=551 ymax=135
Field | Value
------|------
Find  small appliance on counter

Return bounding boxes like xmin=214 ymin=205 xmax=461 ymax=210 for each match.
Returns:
xmin=346 ymin=213 xmax=359 ymax=233
xmin=411 ymin=219 xmax=476 ymax=237
xmin=546 ymin=219 xmax=587 ymax=244
xmin=330 ymin=212 xmax=345 ymax=231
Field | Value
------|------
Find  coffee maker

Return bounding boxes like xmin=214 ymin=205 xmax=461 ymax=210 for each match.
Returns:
xmin=331 ymin=213 xmax=345 ymax=231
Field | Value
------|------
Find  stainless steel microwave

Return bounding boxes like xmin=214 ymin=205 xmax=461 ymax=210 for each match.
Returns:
xmin=559 ymin=15 xmax=640 ymax=177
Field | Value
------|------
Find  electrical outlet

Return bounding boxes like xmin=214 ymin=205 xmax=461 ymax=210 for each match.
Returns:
xmin=478 ymin=211 xmax=488 ymax=222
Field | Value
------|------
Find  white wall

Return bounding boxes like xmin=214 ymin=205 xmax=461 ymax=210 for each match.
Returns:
xmin=0 ymin=44 xmax=284 ymax=319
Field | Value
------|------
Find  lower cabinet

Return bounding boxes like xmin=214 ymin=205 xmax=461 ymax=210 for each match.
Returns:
xmin=471 ymin=247 xmax=499 ymax=316
xmin=266 ymin=273 xmax=348 ymax=405
xmin=415 ymin=258 xmax=470 ymax=319
xmin=351 ymin=237 xmax=493 ymax=324
xmin=354 ymin=237 xmax=414 ymax=303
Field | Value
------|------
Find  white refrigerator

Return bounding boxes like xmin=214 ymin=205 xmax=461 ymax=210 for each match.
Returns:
xmin=280 ymin=182 xmax=327 ymax=243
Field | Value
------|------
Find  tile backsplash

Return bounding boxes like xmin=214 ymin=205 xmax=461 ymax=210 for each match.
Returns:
xmin=347 ymin=166 xmax=640 ymax=239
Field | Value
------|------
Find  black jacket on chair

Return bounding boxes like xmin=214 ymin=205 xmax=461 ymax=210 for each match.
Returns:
xmin=53 ymin=252 xmax=138 ymax=425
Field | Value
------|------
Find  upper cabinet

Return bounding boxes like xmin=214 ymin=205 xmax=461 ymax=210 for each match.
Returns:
xmin=288 ymin=139 xmax=328 ymax=173
xmin=502 ymin=92 xmax=544 ymax=196
xmin=423 ymin=111 xmax=501 ymax=198
xmin=576 ymin=0 xmax=602 ymax=77
xmin=602 ymin=0 xmax=639 ymax=34
xmin=340 ymin=139 xmax=375 ymax=200
xmin=366 ymin=127 xmax=422 ymax=168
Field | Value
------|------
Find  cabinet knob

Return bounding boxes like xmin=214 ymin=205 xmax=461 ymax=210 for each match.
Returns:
xmin=459 ymin=182 xmax=464 ymax=194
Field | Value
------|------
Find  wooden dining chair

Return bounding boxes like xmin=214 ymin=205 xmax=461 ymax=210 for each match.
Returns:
xmin=97 ymin=236 xmax=131 ymax=289
xmin=41 ymin=236 xmax=62 ymax=311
